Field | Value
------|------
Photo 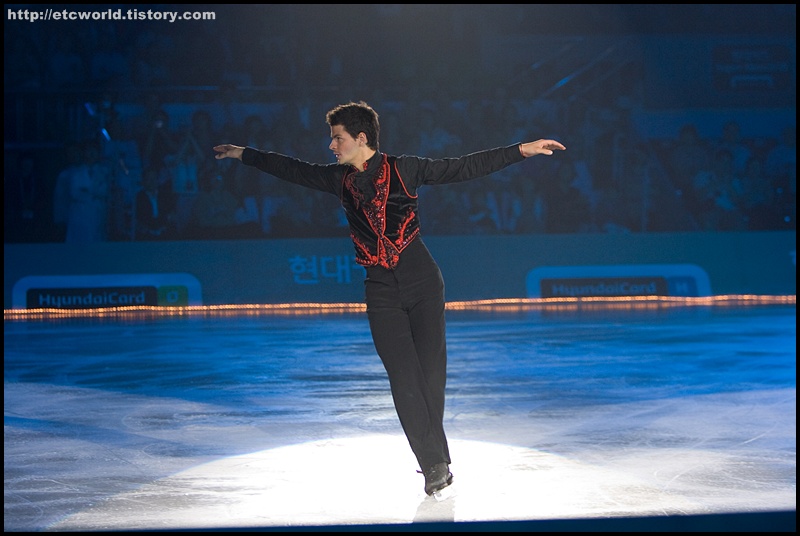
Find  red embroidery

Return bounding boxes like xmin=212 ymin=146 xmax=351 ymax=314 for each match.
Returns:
xmin=397 ymin=210 xmax=415 ymax=243
xmin=359 ymin=156 xmax=390 ymax=241
xmin=344 ymin=155 xmax=420 ymax=269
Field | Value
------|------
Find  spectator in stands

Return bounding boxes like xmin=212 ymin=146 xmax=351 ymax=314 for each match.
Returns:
xmin=141 ymin=107 xmax=180 ymax=177
xmin=230 ymin=114 xmax=289 ymax=237
xmin=485 ymin=167 xmax=524 ymax=234
xmin=463 ymin=186 xmax=500 ymax=234
xmin=692 ymin=148 xmax=748 ymax=231
xmin=173 ymin=109 xmax=219 ymax=195
xmin=735 ymin=156 xmax=776 ymax=230
xmin=52 ymin=142 xmax=85 ymax=241
xmin=63 ymin=141 xmax=113 ymax=243
xmin=410 ymin=104 xmax=463 ymax=158
xmin=760 ymin=125 xmax=796 ymax=230
xmin=764 ymin=125 xmax=796 ymax=201
xmin=135 ymin=167 xmax=178 ymax=240
xmin=187 ymin=169 xmax=240 ymax=239
xmin=88 ymin=93 xmax=145 ymax=240
xmin=536 ymin=157 xmax=594 ymax=233
xmin=667 ymin=123 xmax=712 ymax=197
xmin=712 ymin=120 xmax=752 ymax=176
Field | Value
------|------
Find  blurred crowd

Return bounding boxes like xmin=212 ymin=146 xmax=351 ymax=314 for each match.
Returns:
xmin=4 ymin=5 xmax=795 ymax=243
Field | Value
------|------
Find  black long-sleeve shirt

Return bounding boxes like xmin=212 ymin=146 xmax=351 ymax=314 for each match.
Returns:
xmin=242 ymin=144 xmax=524 ymax=267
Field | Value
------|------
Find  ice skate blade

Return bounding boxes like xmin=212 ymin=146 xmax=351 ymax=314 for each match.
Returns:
xmin=432 ymin=483 xmax=455 ymax=501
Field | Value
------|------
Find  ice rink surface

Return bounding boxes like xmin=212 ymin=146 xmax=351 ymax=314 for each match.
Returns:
xmin=4 ymin=302 xmax=796 ymax=531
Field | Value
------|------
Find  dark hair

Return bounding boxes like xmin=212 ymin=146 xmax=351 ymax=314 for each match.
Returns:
xmin=325 ymin=101 xmax=380 ymax=150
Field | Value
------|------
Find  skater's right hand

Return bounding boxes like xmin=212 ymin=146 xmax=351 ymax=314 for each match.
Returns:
xmin=213 ymin=144 xmax=245 ymax=161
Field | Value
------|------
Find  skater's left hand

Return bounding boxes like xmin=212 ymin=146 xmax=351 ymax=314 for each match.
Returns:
xmin=519 ymin=139 xmax=566 ymax=157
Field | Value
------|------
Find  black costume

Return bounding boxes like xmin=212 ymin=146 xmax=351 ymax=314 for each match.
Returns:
xmin=242 ymin=144 xmax=525 ymax=474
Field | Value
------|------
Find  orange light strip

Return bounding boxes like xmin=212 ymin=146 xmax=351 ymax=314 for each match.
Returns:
xmin=446 ymin=294 xmax=797 ymax=312
xmin=3 ymin=295 xmax=795 ymax=321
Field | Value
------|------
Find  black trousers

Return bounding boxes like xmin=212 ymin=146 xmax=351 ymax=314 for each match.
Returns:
xmin=364 ymin=238 xmax=451 ymax=471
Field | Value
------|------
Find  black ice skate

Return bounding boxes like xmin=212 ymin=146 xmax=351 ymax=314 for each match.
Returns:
xmin=421 ymin=462 xmax=454 ymax=496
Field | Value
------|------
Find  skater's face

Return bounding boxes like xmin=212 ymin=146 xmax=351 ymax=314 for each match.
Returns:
xmin=329 ymin=124 xmax=362 ymax=167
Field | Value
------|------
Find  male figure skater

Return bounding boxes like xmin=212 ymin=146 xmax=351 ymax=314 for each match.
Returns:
xmin=214 ymin=101 xmax=565 ymax=495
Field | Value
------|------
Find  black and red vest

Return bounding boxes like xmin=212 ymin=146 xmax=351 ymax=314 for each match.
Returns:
xmin=341 ymin=154 xmax=418 ymax=269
